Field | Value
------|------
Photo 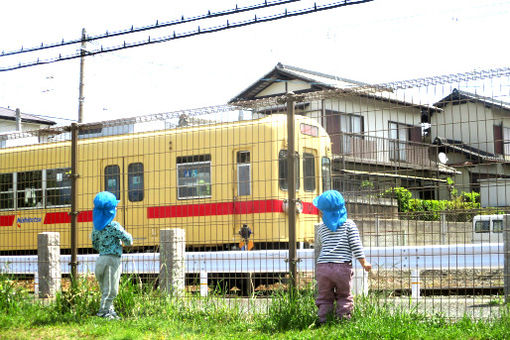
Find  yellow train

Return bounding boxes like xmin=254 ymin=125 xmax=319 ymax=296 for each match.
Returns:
xmin=0 ymin=114 xmax=332 ymax=253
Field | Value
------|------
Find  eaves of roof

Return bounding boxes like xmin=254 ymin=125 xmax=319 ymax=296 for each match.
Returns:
xmin=433 ymin=136 xmax=503 ymax=163
xmin=229 ymin=63 xmax=442 ymax=113
xmin=434 ymin=88 xmax=510 ymax=112
xmin=0 ymin=107 xmax=56 ymax=125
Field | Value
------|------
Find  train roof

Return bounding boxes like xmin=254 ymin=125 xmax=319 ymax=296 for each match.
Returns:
xmin=0 ymin=114 xmax=328 ymax=153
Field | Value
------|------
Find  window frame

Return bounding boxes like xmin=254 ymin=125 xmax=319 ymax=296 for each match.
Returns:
xmin=302 ymin=152 xmax=316 ymax=192
xmin=278 ymin=150 xmax=300 ymax=191
xmin=104 ymin=165 xmax=121 ymax=200
xmin=46 ymin=168 xmax=72 ymax=207
xmin=128 ymin=162 xmax=144 ymax=202
xmin=176 ymin=154 xmax=212 ymax=200
xmin=236 ymin=151 xmax=251 ymax=196
xmin=321 ymin=157 xmax=332 ymax=192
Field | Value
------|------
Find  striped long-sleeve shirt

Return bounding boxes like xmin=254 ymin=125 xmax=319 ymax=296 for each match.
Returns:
xmin=317 ymin=219 xmax=365 ymax=264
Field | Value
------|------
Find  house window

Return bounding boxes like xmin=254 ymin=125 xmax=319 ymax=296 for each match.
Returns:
xmin=321 ymin=157 xmax=331 ymax=192
xmin=237 ymin=151 xmax=251 ymax=196
xmin=503 ymin=127 xmax=510 ymax=156
xmin=389 ymin=122 xmax=409 ymax=161
xmin=177 ymin=154 xmax=211 ymax=199
xmin=325 ymin=110 xmax=364 ymax=155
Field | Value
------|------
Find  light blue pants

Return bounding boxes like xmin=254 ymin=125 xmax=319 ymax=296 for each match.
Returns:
xmin=95 ymin=255 xmax=122 ymax=315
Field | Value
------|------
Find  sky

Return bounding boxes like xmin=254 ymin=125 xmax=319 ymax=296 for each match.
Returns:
xmin=0 ymin=0 xmax=509 ymax=125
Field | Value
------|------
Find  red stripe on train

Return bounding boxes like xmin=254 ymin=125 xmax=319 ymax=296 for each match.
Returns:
xmin=43 ymin=211 xmax=93 ymax=224
xmin=148 ymin=199 xmax=319 ymax=218
xmin=0 ymin=215 xmax=15 ymax=226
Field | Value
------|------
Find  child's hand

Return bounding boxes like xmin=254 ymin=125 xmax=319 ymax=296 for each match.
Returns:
xmin=362 ymin=262 xmax=372 ymax=272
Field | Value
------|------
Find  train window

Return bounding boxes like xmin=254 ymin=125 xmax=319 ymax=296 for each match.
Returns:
xmin=278 ymin=150 xmax=300 ymax=191
xmin=303 ymin=153 xmax=316 ymax=192
xmin=0 ymin=173 xmax=14 ymax=210
xmin=493 ymin=220 xmax=504 ymax=233
xmin=128 ymin=163 xmax=144 ymax=202
xmin=17 ymin=170 xmax=43 ymax=208
xmin=105 ymin=165 xmax=121 ymax=200
xmin=46 ymin=168 xmax=71 ymax=207
xmin=300 ymin=123 xmax=318 ymax=137
xmin=322 ymin=157 xmax=331 ymax=191
xmin=177 ymin=154 xmax=211 ymax=199
xmin=237 ymin=151 xmax=251 ymax=196
xmin=474 ymin=220 xmax=490 ymax=233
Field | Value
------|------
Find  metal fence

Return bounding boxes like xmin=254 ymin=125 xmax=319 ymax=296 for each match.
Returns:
xmin=1 ymin=66 xmax=510 ymax=319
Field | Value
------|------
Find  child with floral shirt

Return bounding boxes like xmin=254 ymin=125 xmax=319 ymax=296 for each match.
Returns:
xmin=91 ymin=191 xmax=133 ymax=319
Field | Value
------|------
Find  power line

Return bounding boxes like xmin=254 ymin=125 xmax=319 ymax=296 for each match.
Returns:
xmin=0 ymin=0 xmax=373 ymax=72
xmin=0 ymin=0 xmax=300 ymax=58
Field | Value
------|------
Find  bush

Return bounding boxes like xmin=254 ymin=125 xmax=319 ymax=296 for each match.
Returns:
xmin=382 ymin=186 xmax=481 ymax=221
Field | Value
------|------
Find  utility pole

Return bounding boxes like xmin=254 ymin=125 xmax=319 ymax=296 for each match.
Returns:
xmin=77 ymin=28 xmax=86 ymax=123
xmin=279 ymin=91 xmax=304 ymax=291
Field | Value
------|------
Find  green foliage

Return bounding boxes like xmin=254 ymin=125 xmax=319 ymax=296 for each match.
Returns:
xmin=382 ymin=184 xmax=482 ymax=221
xmin=49 ymin=275 xmax=101 ymax=322
xmin=0 ymin=274 xmax=29 ymax=312
xmin=256 ymin=287 xmax=317 ymax=332
xmin=1 ymin=284 xmax=510 ymax=339
xmin=381 ymin=187 xmax=412 ymax=213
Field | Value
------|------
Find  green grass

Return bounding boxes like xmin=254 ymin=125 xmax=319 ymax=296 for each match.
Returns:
xmin=1 ymin=274 xmax=510 ymax=339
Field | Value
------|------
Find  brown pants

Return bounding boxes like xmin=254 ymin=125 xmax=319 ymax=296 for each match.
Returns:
xmin=315 ymin=262 xmax=353 ymax=323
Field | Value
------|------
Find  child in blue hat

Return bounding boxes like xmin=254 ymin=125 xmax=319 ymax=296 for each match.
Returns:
xmin=91 ymin=191 xmax=133 ymax=319
xmin=313 ymin=190 xmax=371 ymax=323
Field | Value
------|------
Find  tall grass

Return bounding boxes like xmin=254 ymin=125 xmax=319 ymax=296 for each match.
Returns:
xmin=2 ymin=275 xmax=510 ymax=339
xmin=0 ymin=274 xmax=30 ymax=312
xmin=257 ymin=287 xmax=317 ymax=332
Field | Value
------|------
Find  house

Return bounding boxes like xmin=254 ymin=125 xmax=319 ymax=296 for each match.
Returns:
xmin=0 ymin=107 xmax=57 ymax=147
xmin=432 ymin=88 xmax=510 ymax=203
xmin=0 ymin=107 xmax=55 ymax=133
xmin=230 ymin=63 xmax=456 ymax=200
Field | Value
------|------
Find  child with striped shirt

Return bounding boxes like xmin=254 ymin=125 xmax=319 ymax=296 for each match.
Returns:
xmin=313 ymin=190 xmax=371 ymax=323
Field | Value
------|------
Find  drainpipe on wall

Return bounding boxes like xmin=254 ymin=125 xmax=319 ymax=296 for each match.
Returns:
xmin=16 ymin=108 xmax=22 ymax=131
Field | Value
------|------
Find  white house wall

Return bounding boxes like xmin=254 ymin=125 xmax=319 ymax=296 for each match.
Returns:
xmin=0 ymin=120 xmax=44 ymax=133
xmin=320 ymin=94 xmax=422 ymax=163
xmin=431 ymin=102 xmax=494 ymax=154
xmin=256 ymin=79 xmax=311 ymax=98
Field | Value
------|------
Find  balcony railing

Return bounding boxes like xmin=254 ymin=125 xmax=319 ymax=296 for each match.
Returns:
xmin=332 ymin=133 xmax=434 ymax=168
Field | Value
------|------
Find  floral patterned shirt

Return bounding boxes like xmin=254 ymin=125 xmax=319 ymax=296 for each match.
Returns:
xmin=91 ymin=221 xmax=133 ymax=257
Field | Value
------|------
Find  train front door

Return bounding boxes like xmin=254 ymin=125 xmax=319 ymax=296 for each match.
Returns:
xmin=101 ymin=157 xmax=146 ymax=247
xmin=233 ymin=149 xmax=254 ymax=250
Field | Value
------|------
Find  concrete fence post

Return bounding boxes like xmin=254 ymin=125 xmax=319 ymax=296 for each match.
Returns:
xmin=159 ymin=228 xmax=185 ymax=296
xmin=37 ymin=232 xmax=61 ymax=298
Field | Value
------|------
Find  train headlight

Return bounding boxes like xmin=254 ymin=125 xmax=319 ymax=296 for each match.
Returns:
xmin=282 ymin=199 xmax=303 ymax=214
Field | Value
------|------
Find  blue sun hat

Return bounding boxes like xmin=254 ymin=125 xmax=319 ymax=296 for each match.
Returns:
xmin=93 ymin=191 xmax=119 ymax=231
xmin=313 ymin=190 xmax=347 ymax=232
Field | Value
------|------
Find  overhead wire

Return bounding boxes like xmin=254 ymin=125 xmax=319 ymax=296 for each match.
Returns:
xmin=0 ymin=0 xmax=301 ymax=58
xmin=0 ymin=0 xmax=373 ymax=72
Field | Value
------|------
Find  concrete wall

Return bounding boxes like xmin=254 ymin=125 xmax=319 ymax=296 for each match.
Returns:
xmin=355 ymin=218 xmax=473 ymax=247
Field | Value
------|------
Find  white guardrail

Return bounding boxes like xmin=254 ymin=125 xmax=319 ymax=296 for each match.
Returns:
xmin=0 ymin=243 xmax=504 ymax=297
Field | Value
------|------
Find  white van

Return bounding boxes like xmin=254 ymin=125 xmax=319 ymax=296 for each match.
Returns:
xmin=472 ymin=215 xmax=504 ymax=243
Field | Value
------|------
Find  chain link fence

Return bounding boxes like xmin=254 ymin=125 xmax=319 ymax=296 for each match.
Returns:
xmin=1 ymin=66 xmax=509 ymax=319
